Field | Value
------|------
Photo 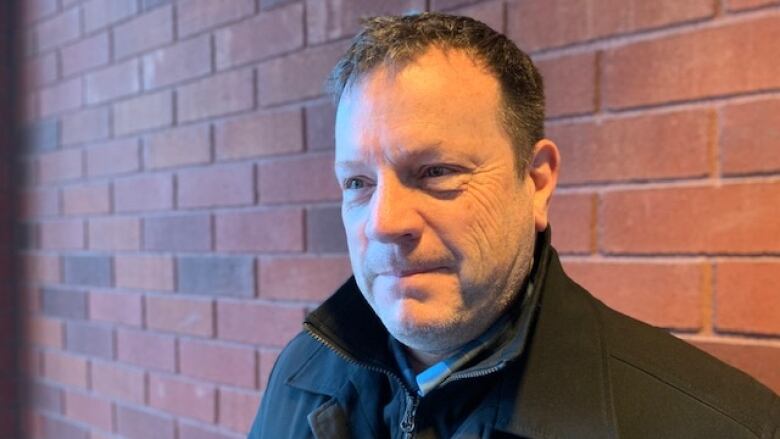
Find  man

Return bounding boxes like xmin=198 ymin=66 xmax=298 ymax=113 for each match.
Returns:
xmin=249 ymin=13 xmax=779 ymax=438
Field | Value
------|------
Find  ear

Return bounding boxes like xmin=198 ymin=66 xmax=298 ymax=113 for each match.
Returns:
xmin=528 ymin=139 xmax=560 ymax=232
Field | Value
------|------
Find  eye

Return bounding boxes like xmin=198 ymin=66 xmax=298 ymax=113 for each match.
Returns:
xmin=343 ymin=177 xmax=367 ymax=190
xmin=421 ymin=166 xmax=454 ymax=178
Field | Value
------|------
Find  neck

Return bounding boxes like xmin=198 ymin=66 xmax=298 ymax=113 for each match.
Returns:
xmin=404 ymin=345 xmax=456 ymax=373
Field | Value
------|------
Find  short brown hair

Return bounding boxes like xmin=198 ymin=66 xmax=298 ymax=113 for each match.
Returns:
xmin=328 ymin=13 xmax=545 ymax=173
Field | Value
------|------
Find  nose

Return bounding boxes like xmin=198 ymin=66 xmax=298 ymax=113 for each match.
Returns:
xmin=365 ymin=177 xmax=423 ymax=244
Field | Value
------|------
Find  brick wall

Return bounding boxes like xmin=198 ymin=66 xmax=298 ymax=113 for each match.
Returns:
xmin=17 ymin=0 xmax=779 ymax=438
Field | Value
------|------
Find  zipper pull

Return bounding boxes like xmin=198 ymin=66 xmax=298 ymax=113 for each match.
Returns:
xmin=400 ymin=393 xmax=419 ymax=439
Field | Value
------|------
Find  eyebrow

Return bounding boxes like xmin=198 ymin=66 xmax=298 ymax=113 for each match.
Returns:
xmin=334 ymin=142 xmax=454 ymax=170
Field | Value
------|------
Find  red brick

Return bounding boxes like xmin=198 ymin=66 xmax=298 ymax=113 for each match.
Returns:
xmin=177 ymin=69 xmax=254 ymax=123
xmin=306 ymin=0 xmax=425 ymax=44
xmin=550 ymin=109 xmax=713 ymax=185
xmin=88 ymin=216 xmax=141 ymax=251
xmin=217 ymin=301 xmax=305 ymax=347
xmin=64 ymin=391 xmax=113 ymax=432
xmin=61 ymin=106 xmax=110 ymax=146
xmin=42 ymin=350 xmax=88 ymax=388
xmin=144 ymin=124 xmax=211 ymax=169
xmin=40 ymin=414 xmax=89 ymax=439
xmin=116 ymin=404 xmax=175 ymax=439
xmin=117 ymin=329 xmax=176 ymax=372
xmin=601 ymin=182 xmax=780 ymax=254
xmin=216 ymin=208 xmax=304 ymax=252
xmin=89 ymin=290 xmax=143 ymax=327
xmin=535 ymin=52 xmax=596 ymax=118
xmin=727 ymin=0 xmax=780 ymax=10
xmin=36 ymin=8 xmax=81 ymax=51
xmin=721 ymin=98 xmax=780 ymax=176
xmin=114 ymin=173 xmax=173 ymax=213
xmin=23 ymin=251 xmax=61 ymax=284
xmin=40 ymin=219 xmax=84 ymax=250
xmin=146 ymin=295 xmax=213 ymax=336
xmin=215 ymin=109 xmax=303 ymax=161
xmin=31 ymin=381 xmax=63 ymax=413
xmin=563 ymin=259 xmax=705 ymax=329
xmin=259 ymin=255 xmax=351 ymax=301
xmin=24 ymin=0 xmax=58 ymax=23
xmin=692 ymin=339 xmax=780 ymax=395
xmin=114 ymin=90 xmax=174 ymax=135
xmin=218 ymin=387 xmax=261 ymax=433
xmin=715 ymin=261 xmax=780 ymax=336
xmin=115 ymin=255 xmax=174 ymax=291
xmin=143 ymin=35 xmax=212 ymax=89
xmin=85 ymin=60 xmax=140 ymax=105
xmin=149 ymin=373 xmax=216 ymax=422
xmin=180 ymin=339 xmax=255 ymax=387
xmin=113 ymin=6 xmax=174 ymax=59
xmin=91 ymin=360 xmax=146 ymax=404
xmin=177 ymin=0 xmax=255 ymax=37
xmin=39 ymin=78 xmax=82 ymax=116
xmin=257 ymin=41 xmax=348 ymax=105
xmin=38 ymin=148 xmax=82 ymax=183
xmin=449 ymin=0 xmax=505 ymax=32
xmin=305 ymin=100 xmax=336 ymax=151
xmin=86 ymin=138 xmax=141 ymax=177
xmin=143 ymin=213 xmax=212 ymax=252
xmin=548 ymin=193 xmax=594 ymax=254
xmin=61 ymin=32 xmax=110 ymax=77
xmin=508 ymin=0 xmax=715 ymax=52
xmin=29 ymin=316 xmax=63 ymax=349
xmin=62 ymin=183 xmax=110 ymax=215
xmin=24 ymin=52 xmax=58 ymax=88
xmin=604 ymin=16 xmax=780 ymax=109
xmin=258 ymin=153 xmax=339 ymax=203
xmin=306 ymin=205 xmax=347 ymax=253
xmin=178 ymin=163 xmax=254 ymax=208
xmin=258 ymin=349 xmax=280 ymax=390
xmin=215 ymin=3 xmax=304 ymax=70
xmin=83 ymin=0 xmax=138 ymax=32
xmin=20 ymin=188 xmax=60 ymax=219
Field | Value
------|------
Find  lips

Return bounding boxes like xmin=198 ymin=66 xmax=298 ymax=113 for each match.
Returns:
xmin=380 ymin=266 xmax=449 ymax=277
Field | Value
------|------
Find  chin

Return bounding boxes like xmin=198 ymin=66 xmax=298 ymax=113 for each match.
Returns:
xmin=380 ymin=301 xmax=464 ymax=351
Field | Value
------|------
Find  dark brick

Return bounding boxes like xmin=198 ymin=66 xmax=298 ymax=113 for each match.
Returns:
xmin=143 ymin=214 xmax=212 ymax=252
xmin=65 ymin=321 xmax=114 ymax=359
xmin=116 ymin=404 xmax=175 ymax=439
xmin=41 ymin=288 xmax=87 ymax=320
xmin=25 ymin=118 xmax=59 ymax=153
xmin=62 ymin=254 xmax=112 ymax=287
xmin=32 ymin=382 xmax=63 ymax=413
xmin=177 ymin=256 xmax=254 ymax=297
xmin=41 ymin=414 xmax=89 ymax=439
xmin=306 ymin=205 xmax=347 ymax=253
xmin=143 ymin=0 xmax=172 ymax=11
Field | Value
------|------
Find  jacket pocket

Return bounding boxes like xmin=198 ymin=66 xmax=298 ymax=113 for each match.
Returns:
xmin=307 ymin=398 xmax=351 ymax=439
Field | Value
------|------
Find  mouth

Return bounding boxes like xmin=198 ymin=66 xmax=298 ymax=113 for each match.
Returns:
xmin=381 ymin=267 xmax=449 ymax=277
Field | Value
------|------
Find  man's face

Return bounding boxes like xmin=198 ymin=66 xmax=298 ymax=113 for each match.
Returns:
xmin=335 ymin=47 xmax=538 ymax=354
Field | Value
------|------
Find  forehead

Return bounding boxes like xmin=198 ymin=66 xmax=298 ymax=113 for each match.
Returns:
xmin=334 ymin=47 xmax=506 ymax=165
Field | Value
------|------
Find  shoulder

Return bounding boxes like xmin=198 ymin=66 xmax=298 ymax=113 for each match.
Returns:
xmin=590 ymin=293 xmax=779 ymax=437
xmin=248 ymin=332 xmax=345 ymax=439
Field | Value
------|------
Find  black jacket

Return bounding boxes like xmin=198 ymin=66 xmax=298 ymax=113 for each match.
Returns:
xmin=249 ymin=230 xmax=780 ymax=438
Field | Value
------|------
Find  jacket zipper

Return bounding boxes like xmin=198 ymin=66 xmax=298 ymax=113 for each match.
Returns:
xmin=303 ymin=323 xmax=420 ymax=438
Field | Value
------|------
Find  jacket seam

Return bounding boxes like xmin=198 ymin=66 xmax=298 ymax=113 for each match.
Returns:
xmin=609 ymin=353 xmax=761 ymax=438
xmin=589 ymin=297 xmax=620 ymax=439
